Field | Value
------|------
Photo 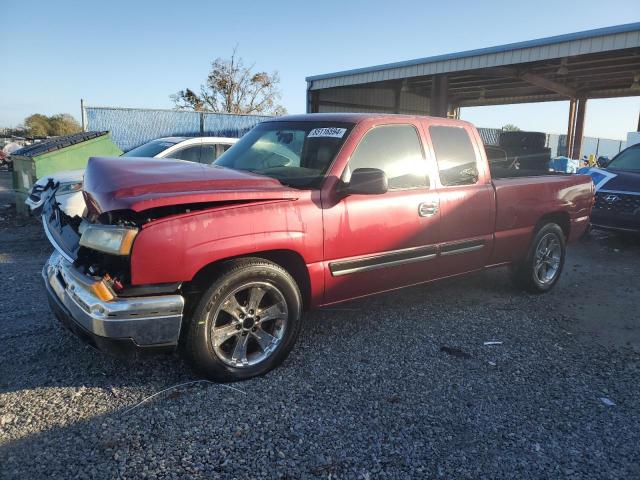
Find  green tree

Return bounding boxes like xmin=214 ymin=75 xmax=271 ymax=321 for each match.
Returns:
xmin=502 ymin=124 xmax=521 ymax=132
xmin=24 ymin=114 xmax=50 ymax=137
xmin=171 ymin=49 xmax=286 ymax=116
xmin=24 ymin=113 xmax=81 ymax=137
xmin=48 ymin=114 xmax=81 ymax=135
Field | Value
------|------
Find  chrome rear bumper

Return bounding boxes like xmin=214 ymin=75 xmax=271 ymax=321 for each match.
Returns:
xmin=43 ymin=252 xmax=184 ymax=348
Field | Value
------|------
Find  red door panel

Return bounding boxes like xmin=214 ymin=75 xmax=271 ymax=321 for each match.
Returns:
xmin=322 ymin=189 xmax=440 ymax=304
xmin=435 ymin=183 xmax=495 ymax=276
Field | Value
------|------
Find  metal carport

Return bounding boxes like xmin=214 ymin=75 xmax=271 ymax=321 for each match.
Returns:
xmin=306 ymin=23 xmax=640 ymax=158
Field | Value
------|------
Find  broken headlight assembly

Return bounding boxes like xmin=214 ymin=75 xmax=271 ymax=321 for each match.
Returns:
xmin=79 ymin=224 xmax=138 ymax=256
xmin=56 ymin=181 xmax=84 ymax=195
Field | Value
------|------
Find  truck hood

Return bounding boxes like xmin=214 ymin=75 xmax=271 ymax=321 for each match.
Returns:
xmin=600 ymin=168 xmax=640 ymax=193
xmin=83 ymin=156 xmax=299 ymax=214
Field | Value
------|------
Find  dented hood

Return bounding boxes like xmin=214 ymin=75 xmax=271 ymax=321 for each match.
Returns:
xmin=83 ymin=156 xmax=299 ymax=214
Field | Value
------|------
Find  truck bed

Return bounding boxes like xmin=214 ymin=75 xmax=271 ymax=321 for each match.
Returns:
xmin=490 ymin=165 xmax=562 ymax=179
xmin=488 ymin=173 xmax=594 ymax=265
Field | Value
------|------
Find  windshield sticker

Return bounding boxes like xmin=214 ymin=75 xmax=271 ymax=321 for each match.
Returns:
xmin=308 ymin=127 xmax=347 ymax=139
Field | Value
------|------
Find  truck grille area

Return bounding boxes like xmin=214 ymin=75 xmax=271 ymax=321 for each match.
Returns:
xmin=594 ymin=192 xmax=640 ymax=215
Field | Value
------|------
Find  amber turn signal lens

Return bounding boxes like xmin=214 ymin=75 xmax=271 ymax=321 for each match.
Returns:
xmin=90 ymin=281 xmax=115 ymax=302
xmin=119 ymin=229 xmax=138 ymax=255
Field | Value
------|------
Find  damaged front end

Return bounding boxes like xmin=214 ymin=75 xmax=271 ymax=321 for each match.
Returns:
xmin=41 ymin=194 xmax=185 ymax=355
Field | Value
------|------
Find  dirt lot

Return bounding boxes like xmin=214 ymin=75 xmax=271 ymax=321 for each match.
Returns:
xmin=1 ymin=169 xmax=639 ymax=479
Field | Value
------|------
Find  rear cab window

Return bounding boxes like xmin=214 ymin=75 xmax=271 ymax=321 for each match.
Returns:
xmin=343 ymin=124 xmax=428 ymax=189
xmin=429 ymin=125 xmax=479 ymax=186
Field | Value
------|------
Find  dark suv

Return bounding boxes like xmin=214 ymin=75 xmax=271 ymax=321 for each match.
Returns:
xmin=590 ymin=143 xmax=640 ymax=233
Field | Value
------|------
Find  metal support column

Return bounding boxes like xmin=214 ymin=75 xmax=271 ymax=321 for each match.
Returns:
xmin=306 ymin=83 xmax=319 ymax=113
xmin=572 ymin=98 xmax=587 ymax=160
xmin=430 ymin=75 xmax=449 ymax=117
xmin=394 ymin=81 xmax=402 ymax=114
xmin=566 ymin=98 xmax=577 ymax=158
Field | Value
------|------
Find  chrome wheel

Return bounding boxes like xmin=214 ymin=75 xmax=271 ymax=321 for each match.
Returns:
xmin=210 ymin=282 xmax=288 ymax=368
xmin=534 ymin=232 xmax=562 ymax=285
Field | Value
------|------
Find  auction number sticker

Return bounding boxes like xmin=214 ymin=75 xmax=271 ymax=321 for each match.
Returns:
xmin=308 ymin=127 xmax=347 ymax=138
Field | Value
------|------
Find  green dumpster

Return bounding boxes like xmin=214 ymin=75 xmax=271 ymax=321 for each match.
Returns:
xmin=11 ymin=131 xmax=121 ymax=215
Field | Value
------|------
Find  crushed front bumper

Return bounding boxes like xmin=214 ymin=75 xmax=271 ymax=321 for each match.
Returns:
xmin=43 ymin=252 xmax=185 ymax=355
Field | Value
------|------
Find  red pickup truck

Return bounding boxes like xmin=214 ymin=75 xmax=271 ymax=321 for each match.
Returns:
xmin=42 ymin=113 xmax=594 ymax=381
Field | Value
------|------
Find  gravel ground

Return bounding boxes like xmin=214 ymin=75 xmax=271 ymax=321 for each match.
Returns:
xmin=1 ymin=169 xmax=639 ymax=479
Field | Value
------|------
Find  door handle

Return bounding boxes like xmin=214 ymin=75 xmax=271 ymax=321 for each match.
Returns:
xmin=418 ymin=201 xmax=439 ymax=217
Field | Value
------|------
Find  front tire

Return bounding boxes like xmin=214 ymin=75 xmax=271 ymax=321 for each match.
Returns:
xmin=183 ymin=258 xmax=303 ymax=382
xmin=511 ymin=223 xmax=566 ymax=293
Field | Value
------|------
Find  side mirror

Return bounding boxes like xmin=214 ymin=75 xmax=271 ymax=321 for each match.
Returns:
xmin=340 ymin=168 xmax=388 ymax=196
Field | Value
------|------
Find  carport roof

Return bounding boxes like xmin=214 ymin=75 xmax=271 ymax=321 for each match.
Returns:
xmin=306 ymin=22 xmax=640 ymax=105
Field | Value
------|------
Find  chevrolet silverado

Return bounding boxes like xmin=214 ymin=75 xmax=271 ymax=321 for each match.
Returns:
xmin=41 ymin=113 xmax=594 ymax=381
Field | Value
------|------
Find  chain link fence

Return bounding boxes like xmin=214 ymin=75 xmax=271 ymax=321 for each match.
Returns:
xmin=83 ymin=105 xmax=627 ymax=158
xmin=84 ymin=106 xmax=270 ymax=152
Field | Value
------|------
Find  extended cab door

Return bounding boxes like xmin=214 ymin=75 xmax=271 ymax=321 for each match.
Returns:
xmin=426 ymin=123 xmax=495 ymax=276
xmin=321 ymin=122 xmax=441 ymax=304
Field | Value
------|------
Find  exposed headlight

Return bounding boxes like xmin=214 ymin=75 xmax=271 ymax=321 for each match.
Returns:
xmin=79 ymin=225 xmax=138 ymax=256
xmin=57 ymin=181 xmax=83 ymax=195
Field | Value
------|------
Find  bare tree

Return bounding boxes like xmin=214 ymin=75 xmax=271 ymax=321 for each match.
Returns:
xmin=171 ymin=49 xmax=286 ymax=116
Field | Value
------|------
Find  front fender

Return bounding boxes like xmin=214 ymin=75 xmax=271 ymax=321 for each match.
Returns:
xmin=130 ymin=198 xmax=323 ymax=286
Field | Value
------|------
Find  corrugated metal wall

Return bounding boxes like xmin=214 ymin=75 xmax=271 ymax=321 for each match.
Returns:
xmin=316 ymin=86 xmax=429 ymax=114
xmin=308 ymin=25 xmax=640 ymax=90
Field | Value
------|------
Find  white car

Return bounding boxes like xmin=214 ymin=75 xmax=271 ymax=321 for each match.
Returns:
xmin=26 ymin=136 xmax=238 ymax=217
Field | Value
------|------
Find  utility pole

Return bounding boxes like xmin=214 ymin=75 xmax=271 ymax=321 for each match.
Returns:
xmin=80 ymin=99 xmax=87 ymax=132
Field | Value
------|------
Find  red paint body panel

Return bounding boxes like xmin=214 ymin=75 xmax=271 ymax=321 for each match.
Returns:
xmin=82 ymin=113 xmax=594 ymax=309
xmin=131 ymin=191 xmax=324 ymax=284
xmin=489 ymin=174 xmax=593 ymax=264
xmin=320 ymin=119 xmax=441 ymax=303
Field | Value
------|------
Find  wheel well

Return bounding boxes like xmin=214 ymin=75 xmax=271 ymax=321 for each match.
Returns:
xmin=536 ymin=211 xmax=570 ymax=238
xmin=185 ymin=250 xmax=312 ymax=310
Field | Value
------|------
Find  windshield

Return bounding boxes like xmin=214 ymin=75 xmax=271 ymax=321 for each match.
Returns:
xmin=214 ymin=121 xmax=353 ymax=188
xmin=122 ymin=139 xmax=179 ymax=158
xmin=607 ymin=145 xmax=640 ymax=172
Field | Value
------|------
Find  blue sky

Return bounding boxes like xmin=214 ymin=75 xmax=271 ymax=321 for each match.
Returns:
xmin=1 ymin=0 xmax=638 ymax=139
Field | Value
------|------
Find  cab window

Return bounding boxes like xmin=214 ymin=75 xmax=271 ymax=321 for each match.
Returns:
xmin=429 ymin=126 xmax=479 ymax=186
xmin=200 ymin=144 xmax=218 ymax=165
xmin=200 ymin=143 xmax=235 ymax=165
xmin=344 ymin=124 xmax=428 ymax=189
xmin=607 ymin=145 xmax=640 ymax=172
xmin=166 ymin=145 xmax=201 ymax=163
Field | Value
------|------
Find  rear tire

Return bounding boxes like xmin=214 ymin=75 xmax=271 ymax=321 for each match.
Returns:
xmin=511 ymin=223 xmax=566 ymax=293
xmin=183 ymin=258 xmax=303 ymax=382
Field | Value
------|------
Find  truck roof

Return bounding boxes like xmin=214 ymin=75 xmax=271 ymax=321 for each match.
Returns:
xmin=269 ymin=112 xmax=473 ymax=127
